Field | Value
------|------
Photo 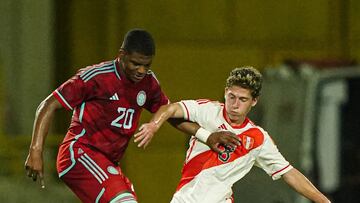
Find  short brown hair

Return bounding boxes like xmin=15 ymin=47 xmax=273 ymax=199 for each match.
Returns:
xmin=226 ymin=66 xmax=263 ymax=98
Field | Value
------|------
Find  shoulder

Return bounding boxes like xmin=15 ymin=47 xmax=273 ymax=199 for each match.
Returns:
xmin=146 ymin=70 xmax=160 ymax=84
xmin=77 ymin=60 xmax=116 ymax=83
xmin=140 ymin=70 xmax=160 ymax=86
xmin=179 ymin=99 xmax=222 ymax=117
xmin=181 ymin=99 xmax=222 ymax=109
xmin=136 ymin=70 xmax=161 ymax=90
xmin=195 ymin=99 xmax=222 ymax=107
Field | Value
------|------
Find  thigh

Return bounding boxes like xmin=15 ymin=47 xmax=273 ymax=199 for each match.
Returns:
xmin=58 ymin=142 xmax=137 ymax=203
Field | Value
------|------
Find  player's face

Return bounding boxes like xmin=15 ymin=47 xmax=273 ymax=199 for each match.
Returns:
xmin=224 ymin=85 xmax=257 ymax=124
xmin=119 ymin=50 xmax=153 ymax=83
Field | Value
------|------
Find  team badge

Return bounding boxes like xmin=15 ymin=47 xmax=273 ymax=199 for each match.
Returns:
xmin=107 ymin=166 xmax=119 ymax=175
xmin=242 ymin=136 xmax=254 ymax=150
xmin=136 ymin=90 xmax=146 ymax=106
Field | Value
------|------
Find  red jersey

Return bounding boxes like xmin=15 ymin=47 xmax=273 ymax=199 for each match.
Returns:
xmin=53 ymin=59 xmax=169 ymax=163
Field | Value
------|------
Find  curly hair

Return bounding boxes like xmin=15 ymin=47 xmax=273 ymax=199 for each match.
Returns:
xmin=226 ymin=66 xmax=263 ymax=98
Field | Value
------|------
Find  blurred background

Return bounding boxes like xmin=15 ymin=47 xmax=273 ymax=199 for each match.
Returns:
xmin=1 ymin=0 xmax=360 ymax=202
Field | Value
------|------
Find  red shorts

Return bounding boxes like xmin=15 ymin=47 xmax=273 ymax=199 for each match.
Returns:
xmin=57 ymin=140 xmax=137 ymax=203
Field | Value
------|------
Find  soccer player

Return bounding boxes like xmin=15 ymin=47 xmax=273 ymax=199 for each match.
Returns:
xmin=134 ymin=67 xmax=331 ymax=203
xmin=24 ymin=29 xmax=239 ymax=203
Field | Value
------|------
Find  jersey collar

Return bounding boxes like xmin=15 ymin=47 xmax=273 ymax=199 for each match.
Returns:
xmin=114 ymin=58 xmax=122 ymax=81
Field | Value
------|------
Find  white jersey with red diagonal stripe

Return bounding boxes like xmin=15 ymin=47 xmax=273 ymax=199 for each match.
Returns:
xmin=171 ymin=99 xmax=293 ymax=203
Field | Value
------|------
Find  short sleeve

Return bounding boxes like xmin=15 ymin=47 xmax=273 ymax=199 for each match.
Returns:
xmin=255 ymin=133 xmax=293 ymax=180
xmin=143 ymin=72 xmax=170 ymax=113
xmin=52 ymin=71 xmax=95 ymax=110
xmin=178 ymin=99 xmax=213 ymax=122
xmin=144 ymin=88 xmax=169 ymax=113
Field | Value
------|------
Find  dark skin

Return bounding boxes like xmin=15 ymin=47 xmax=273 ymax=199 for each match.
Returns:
xmin=25 ymin=94 xmax=62 ymax=188
xmin=25 ymin=50 xmax=240 ymax=188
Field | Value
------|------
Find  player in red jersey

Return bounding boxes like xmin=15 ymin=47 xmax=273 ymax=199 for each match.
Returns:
xmin=24 ymin=29 xmax=239 ymax=203
xmin=135 ymin=67 xmax=331 ymax=203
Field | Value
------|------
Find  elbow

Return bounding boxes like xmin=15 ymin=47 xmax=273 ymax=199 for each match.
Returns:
xmin=36 ymin=100 xmax=48 ymax=115
xmin=36 ymin=95 xmax=59 ymax=116
xmin=160 ymin=103 xmax=179 ymax=117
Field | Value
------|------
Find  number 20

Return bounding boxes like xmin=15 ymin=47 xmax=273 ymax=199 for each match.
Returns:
xmin=111 ymin=107 xmax=134 ymax=129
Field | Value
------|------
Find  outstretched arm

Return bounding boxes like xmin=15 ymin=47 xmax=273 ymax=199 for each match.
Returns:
xmin=282 ymin=168 xmax=331 ymax=203
xmin=134 ymin=103 xmax=182 ymax=148
xmin=24 ymin=94 xmax=63 ymax=188
xmin=134 ymin=102 xmax=240 ymax=151
xmin=167 ymin=119 xmax=240 ymax=153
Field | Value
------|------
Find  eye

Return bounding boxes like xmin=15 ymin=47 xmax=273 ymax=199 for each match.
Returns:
xmin=132 ymin=61 xmax=141 ymax=66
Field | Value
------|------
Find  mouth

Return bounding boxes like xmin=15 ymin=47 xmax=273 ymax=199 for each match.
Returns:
xmin=132 ymin=75 xmax=144 ymax=82
xmin=228 ymin=111 xmax=240 ymax=118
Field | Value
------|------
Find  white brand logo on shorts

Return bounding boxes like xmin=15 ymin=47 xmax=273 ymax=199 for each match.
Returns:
xmin=136 ymin=90 xmax=146 ymax=106
xmin=107 ymin=166 xmax=119 ymax=175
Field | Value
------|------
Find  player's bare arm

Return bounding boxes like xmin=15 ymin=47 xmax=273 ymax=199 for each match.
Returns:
xmin=134 ymin=103 xmax=241 ymax=151
xmin=25 ymin=94 xmax=63 ymax=188
xmin=282 ymin=168 xmax=331 ymax=203
xmin=134 ymin=103 xmax=182 ymax=148
xmin=167 ymin=119 xmax=240 ymax=153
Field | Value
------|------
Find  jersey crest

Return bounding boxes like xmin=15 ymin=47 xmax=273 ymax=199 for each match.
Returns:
xmin=242 ymin=135 xmax=255 ymax=150
xmin=136 ymin=90 xmax=146 ymax=106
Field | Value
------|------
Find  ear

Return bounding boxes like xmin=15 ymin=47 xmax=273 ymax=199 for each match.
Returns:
xmin=118 ymin=49 xmax=126 ymax=59
xmin=224 ymin=87 xmax=228 ymax=100
xmin=251 ymin=97 xmax=258 ymax=107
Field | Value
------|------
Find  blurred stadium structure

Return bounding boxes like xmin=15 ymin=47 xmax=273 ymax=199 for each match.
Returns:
xmin=1 ymin=0 xmax=360 ymax=202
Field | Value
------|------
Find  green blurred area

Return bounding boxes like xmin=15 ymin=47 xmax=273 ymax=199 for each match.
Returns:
xmin=0 ymin=134 xmax=77 ymax=202
xmin=0 ymin=177 xmax=77 ymax=203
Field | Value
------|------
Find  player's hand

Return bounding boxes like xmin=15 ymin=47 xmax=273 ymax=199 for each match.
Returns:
xmin=134 ymin=122 xmax=158 ymax=149
xmin=24 ymin=150 xmax=45 ymax=189
xmin=206 ymin=131 xmax=241 ymax=154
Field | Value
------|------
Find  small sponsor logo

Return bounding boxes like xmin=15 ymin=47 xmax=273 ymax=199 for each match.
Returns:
xmin=107 ymin=166 xmax=119 ymax=175
xmin=110 ymin=93 xmax=119 ymax=100
xmin=136 ymin=91 xmax=146 ymax=106
xmin=217 ymin=124 xmax=227 ymax=130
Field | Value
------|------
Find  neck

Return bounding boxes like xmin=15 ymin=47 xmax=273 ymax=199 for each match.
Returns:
xmin=116 ymin=58 xmax=124 ymax=70
xmin=115 ymin=58 xmax=132 ymax=82
xmin=225 ymin=113 xmax=245 ymax=126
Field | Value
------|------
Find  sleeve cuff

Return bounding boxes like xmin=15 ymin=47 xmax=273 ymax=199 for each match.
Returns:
xmin=271 ymin=164 xmax=293 ymax=180
xmin=195 ymin=127 xmax=211 ymax=143
xmin=52 ymin=90 xmax=73 ymax=110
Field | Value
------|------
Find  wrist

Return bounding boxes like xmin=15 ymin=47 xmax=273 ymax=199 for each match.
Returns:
xmin=29 ymin=147 xmax=43 ymax=157
xmin=150 ymin=121 xmax=160 ymax=131
xmin=195 ymin=127 xmax=211 ymax=143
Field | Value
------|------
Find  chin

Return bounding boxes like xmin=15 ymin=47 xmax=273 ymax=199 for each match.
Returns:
xmin=229 ymin=114 xmax=242 ymax=120
xmin=132 ymin=78 xmax=142 ymax=83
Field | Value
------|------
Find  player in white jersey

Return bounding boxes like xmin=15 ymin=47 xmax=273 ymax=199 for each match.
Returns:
xmin=134 ymin=67 xmax=331 ymax=203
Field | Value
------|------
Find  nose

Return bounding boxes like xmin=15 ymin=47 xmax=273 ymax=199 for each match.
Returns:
xmin=232 ymin=99 xmax=240 ymax=109
xmin=136 ymin=65 xmax=147 ymax=74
